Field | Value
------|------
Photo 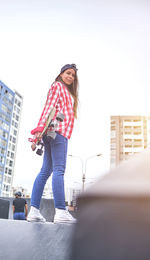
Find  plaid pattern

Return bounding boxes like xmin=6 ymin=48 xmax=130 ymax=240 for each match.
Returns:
xmin=31 ymin=81 xmax=74 ymax=139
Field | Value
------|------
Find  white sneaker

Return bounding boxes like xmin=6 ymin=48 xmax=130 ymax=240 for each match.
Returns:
xmin=54 ymin=208 xmax=77 ymax=224
xmin=27 ymin=206 xmax=46 ymax=223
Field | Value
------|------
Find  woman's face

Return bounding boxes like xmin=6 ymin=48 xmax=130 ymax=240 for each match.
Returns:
xmin=60 ymin=69 xmax=76 ymax=85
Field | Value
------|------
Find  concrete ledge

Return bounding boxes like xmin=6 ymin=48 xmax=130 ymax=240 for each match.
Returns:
xmin=0 ymin=198 xmax=9 ymax=219
xmin=0 ymin=197 xmax=55 ymax=221
xmin=0 ymin=219 xmax=74 ymax=260
xmin=70 ymin=150 xmax=150 ymax=260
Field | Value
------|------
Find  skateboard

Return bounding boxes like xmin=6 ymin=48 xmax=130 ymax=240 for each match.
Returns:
xmin=30 ymin=108 xmax=65 ymax=156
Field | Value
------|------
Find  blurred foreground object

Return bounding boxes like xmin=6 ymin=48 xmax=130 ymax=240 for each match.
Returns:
xmin=70 ymin=150 xmax=150 ymax=260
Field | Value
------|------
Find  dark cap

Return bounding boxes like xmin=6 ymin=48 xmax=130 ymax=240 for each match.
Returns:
xmin=60 ymin=64 xmax=78 ymax=74
xmin=15 ymin=191 xmax=22 ymax=197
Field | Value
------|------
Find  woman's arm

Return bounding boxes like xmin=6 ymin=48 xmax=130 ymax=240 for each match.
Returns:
xmin=31 ymin=82 xmax=60 ymax=135
xmin=12 ymin=205 xmax=15 ymax=213
xmin=25 ymin=204 xmax=28 ymax=218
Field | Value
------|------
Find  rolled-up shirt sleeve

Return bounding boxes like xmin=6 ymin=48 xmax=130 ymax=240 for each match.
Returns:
xmin=31 ymin=82 xmax=60 ymax=135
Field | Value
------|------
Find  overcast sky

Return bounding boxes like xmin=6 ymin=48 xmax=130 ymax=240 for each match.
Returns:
xmin=0 ymin=0 xmax=150 ymax=193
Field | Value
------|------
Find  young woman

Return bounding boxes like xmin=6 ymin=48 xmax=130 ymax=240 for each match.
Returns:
xmin=27 ymin=64 xmax=79 ymax=224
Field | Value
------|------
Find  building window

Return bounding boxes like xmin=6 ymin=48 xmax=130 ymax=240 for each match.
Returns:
xmin=0 ymin=165 xmax=4 ymax=173
xmin=8 ymin=169 xmax=12 ymax=175
xmin=12 ymin=144 xmax=15 ymax=151
xmin=13 ymin=129 xmax=17 ymax=136
xmin=14 ymin=105 xmax=20 ymax=114
xmin=7 ymin=176 xmax=11 ymax=184
xmin=0 ymin=156 xmax=5 ymax=164
xmin=15 ymin=98 xmax=21 ymax=107
xmin=0 ymin=138 xmax=7 ymax=147
xmin=0 ymin=112 xmax=11 ymax=123
xmin=3 ymin=131 xmax=8 ymax=139
xmin=4 ymin=90 xmax=13 ymax=102
xmin=0 ymin=119 xmax=9 ymax=131
xmin=2 ymin=96 xmax=13 ymax=108
xmin=0 ymin=147 xmax=5 ymax=155
xmin=111 ymin=143 xmax=116 ymax=149
xmin=9 ymin=160 xmax=13 ymax=167
xmin=12 ymin=137 xmax=16 ymax=144
xmin=10 ymin=152 xmax=14 ymax=159
xmin=134 ymin=132 xmax=142 ymax=135
xmin=4 ymin=175 xmax=11 ymax=184
xmin=16 ymin=115 xmax=19 ymax=121
xmin=6 ymin=159 xmax=9 ymax=166
xmin=15 ymin=122 xmax=18 ymax=128
xmin=133 ymin=120 xmax=141 ymax=122
xmin=124 ymin=120 xmax=132 ymax=122
xmin=124 ymin=126 xmax=132 ymax=129
xmin=1 ymin=104 xmax=11 ymax=116
xmin=3 ymin=184 xmax=10 ymax=192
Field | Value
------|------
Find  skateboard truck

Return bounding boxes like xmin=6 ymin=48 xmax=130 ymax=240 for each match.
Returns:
xmin=47 ymin=112 xmax=65 ymax=139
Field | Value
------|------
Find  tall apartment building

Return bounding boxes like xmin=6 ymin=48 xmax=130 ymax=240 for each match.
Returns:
xmin=110 ymin=116 xmax=150 ymax=168
xmin=0 ymin=80 xmax=23 ymax=197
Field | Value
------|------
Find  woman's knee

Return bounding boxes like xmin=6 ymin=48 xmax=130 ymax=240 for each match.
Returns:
xmin=53 ymin=168 xmax=65 ymax=178
xmin=36 ymin=171 xmax=50 ymax=183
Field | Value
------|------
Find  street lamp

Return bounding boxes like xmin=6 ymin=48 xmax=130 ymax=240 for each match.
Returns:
xmin=83 ymin=154 xmax=102 ymax=192
xmin=68 ymin=154 xmax=84 ymax=177
xmin=68 ymin=154 xmax=102 ymax=192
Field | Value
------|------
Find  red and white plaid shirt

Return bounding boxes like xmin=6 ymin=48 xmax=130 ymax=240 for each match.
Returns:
xmin=30 ymin=81 xmax=74 ymax=140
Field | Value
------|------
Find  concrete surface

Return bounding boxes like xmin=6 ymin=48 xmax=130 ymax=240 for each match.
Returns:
xmin=0 ymin=218 xmax=75 ymax=260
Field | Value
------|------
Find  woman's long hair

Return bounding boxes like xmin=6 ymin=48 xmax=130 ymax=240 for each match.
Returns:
xmin=55 ymin=74 xmax=79 ymax=118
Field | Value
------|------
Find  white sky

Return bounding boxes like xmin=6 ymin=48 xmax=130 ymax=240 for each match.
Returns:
xmin=0 ymin=0 xmax=150 ymax=193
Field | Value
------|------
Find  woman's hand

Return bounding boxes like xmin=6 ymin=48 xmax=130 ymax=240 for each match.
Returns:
xmin=35 ymin=132 xmax=42 ymax=141
xmin=31 ymin=132 xmax=42 ymax=151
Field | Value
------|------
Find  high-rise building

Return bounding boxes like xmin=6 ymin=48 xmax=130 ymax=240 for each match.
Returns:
xmin=0 ymin=80 xmax=23 ymax=197
xmin=110 ymin=116 xmax=150 ymax=168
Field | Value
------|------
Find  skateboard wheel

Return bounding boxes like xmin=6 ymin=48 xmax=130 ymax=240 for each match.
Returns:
xmin=56 ymin=113 xmax=64 ymax=122
xmin=36 ymin=149 xmax=43 ymax=156
xmin=50 ymin=121 xmax=57 ymax=128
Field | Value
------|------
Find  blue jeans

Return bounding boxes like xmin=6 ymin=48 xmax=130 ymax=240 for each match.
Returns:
xmin=13 ymin=212 xmax=26 ymax=220
xmin=31 ymin=133 xmax=68 ymax=210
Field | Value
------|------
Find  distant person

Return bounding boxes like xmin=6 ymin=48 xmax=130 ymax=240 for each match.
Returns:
xmin=27 ymin=64 xmax=79 ymax=224
xmin=12 ymin=192 xmax=28 ymax=220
